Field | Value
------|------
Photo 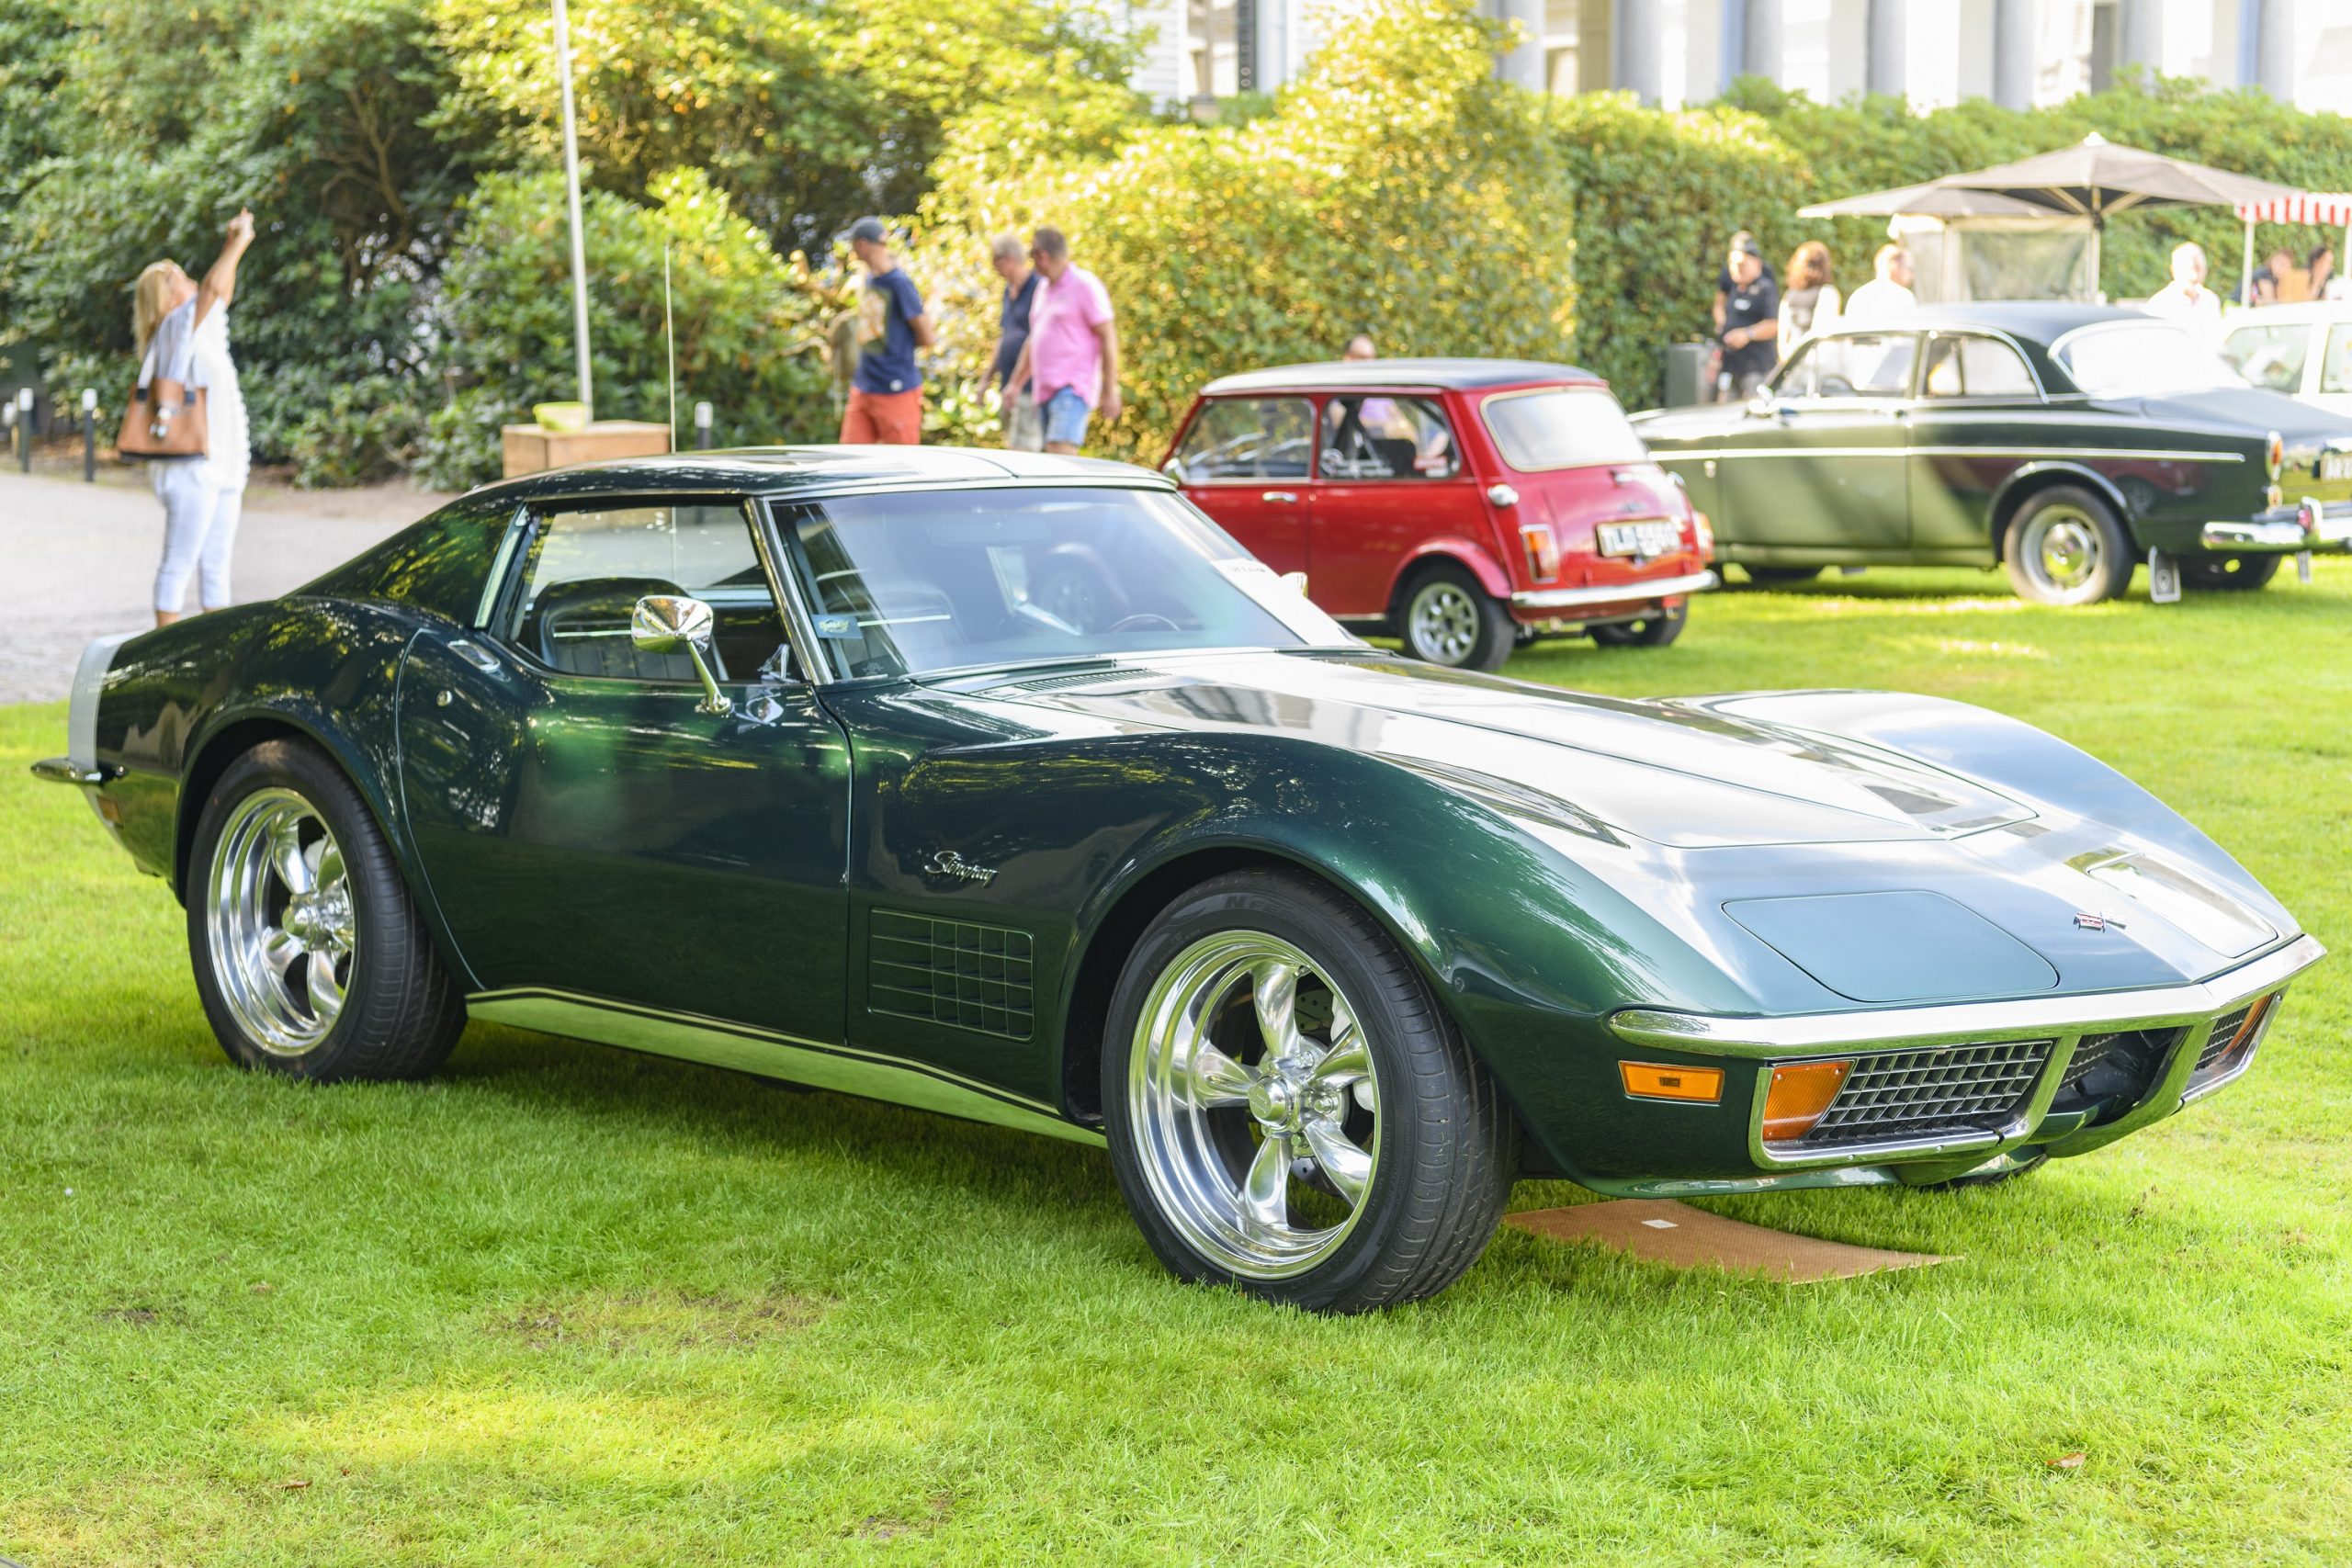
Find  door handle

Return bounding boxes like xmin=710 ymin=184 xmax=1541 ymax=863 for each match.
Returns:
xmin=1261 ymin=491 xmax=1299 ymax=503
xmin=448 ymin=638 xmax=500 ymax=672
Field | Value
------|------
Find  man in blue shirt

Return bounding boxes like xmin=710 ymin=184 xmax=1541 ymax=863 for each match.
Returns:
xmin=841 ymin=217 xmax=933 ymax=444
xmin=987 ymin=232 xmax=1043 ymax=451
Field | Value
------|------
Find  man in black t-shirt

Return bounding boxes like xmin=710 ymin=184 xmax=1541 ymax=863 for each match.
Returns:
xmin=1715 ymin=234 xmax=1779 ymax=400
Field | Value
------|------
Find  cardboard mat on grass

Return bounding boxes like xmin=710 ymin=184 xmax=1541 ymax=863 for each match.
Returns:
xmin=1508 ymin=1198 xmax=1955 ymax=1282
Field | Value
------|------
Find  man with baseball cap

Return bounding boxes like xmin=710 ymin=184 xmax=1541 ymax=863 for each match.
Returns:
xmin=1714 ymin=232 xmax=1779 ymax=401
xmin=840 ymin=217 xmax=933 ymax=444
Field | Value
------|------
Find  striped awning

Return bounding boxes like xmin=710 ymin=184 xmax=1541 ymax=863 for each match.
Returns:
xmin=2234 ymin=193 xmax=2352 ymax=226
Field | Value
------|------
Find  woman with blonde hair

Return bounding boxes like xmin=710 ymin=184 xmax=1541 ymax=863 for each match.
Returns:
xmin=1777 ymin=240 xmax=1840 ymax=360
xmin=131 ymin=208 xmax=255 ymax=626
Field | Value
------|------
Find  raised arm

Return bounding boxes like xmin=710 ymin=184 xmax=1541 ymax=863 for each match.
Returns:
xmin=194 ymin=209 xmax=255 ymax=328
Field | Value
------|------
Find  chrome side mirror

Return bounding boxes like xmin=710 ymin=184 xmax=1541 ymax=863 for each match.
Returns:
xmin=1160 ymin=457 xmax=1186 ymax=480
xmin=631 ymin=594 xmax=729 ymax=716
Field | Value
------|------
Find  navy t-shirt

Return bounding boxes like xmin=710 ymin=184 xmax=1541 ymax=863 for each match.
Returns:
xmin=854 ymin=268 xmax=924 ymax=394
xmin=994 ymin=271 xmax=1040 ymax=385
xmin=1720 ymin=275 xmax=1781 ymax=378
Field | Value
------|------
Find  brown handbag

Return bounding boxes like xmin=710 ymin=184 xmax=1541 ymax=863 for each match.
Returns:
xmin=117 ymin=376 xmax=208 ymax=459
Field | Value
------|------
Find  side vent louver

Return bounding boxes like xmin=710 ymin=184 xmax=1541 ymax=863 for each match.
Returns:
xmin=869 ymin=910 xmax=1035 ymax=1041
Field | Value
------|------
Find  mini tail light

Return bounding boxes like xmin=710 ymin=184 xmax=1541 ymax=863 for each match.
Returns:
xmin=1762 ymin=1059 xmax=1852 ymax=1142
xmin=1521 ymin=523 xmax=1561 ymax=582
xmin=1689 ymin=509 xmax=1714 ymax=558
xmin=2267 ymin=431 xmax=2285 ymax=479
xmin=1620 ymin=1062 xmax=1724 ymax=1104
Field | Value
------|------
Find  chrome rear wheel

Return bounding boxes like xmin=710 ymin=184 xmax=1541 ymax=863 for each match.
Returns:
xmin=206 ymin=788 xmax=355 ymax=1055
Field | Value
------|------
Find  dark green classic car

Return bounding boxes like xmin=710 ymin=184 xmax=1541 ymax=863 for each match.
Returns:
xmin=1634 ymin=302 xmax=2352 ymax=604
xmin=34 ymin=449 xmax=2324 ymax=1310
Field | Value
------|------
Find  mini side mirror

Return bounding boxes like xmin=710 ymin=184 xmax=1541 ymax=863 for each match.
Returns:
xmin=1161 ymin=457 xmax=1186 ymax=480
xmin=631 ymin=594 xmax=729 ymax=716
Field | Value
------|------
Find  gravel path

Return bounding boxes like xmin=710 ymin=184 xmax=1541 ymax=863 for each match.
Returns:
xmin=0 ymin=469 xmax=445 ymax=704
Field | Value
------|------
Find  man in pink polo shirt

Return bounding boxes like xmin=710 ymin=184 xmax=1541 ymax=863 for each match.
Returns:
xmin=1006 ymin=226 xmax=1121 ymax=455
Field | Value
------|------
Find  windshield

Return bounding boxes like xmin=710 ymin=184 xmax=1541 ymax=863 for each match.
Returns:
xmin=1480 ymin=387 xmax=1648 ymax=470
xmin=2060 ymin=322 xmax=2250 ymax=397
xmin=774 ymin=486 xmax=1355 ymax=680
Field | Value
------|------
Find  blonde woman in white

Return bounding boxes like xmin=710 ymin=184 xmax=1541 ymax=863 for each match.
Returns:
xmin=130 ymin=209 xmax=255 ymax=626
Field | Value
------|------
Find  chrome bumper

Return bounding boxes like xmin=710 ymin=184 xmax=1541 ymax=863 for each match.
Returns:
xmin=30 ymin=758 xmax=113 ymax=785
xmin=1512 ymin=568 xmax=1718 ymax=612
xmin=2200 ymin=496 xmax=2352 ymax=553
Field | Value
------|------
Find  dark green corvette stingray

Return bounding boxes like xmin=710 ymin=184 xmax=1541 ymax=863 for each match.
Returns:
xmin=35 ymin=448 xmax=2322 ymax=1310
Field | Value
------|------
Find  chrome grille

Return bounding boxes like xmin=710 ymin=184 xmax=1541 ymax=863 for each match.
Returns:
xmin=1802 ymin=1040 xmax=2054 ymax=1146
xmin=2194 ymin=1003 xmax=2256 ymax=1076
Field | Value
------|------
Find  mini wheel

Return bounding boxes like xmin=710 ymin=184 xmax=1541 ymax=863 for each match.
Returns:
xmin=1397 ymin=565 xmax=1513 ymax=672
xmin=1102 ymin=869 xmax=1514 ymax=1312
xmin=187 ymin=739 xmax=465 ymax=1082
xmin=2003 ymin=487 xmax=2135 ymax=605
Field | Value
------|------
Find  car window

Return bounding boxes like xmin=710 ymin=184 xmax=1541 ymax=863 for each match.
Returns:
xmin=2220 ymin=322 xmax=2312 ymax=393
xmin=1171 ymin=398 xmax=1316 ymax=480
xmin=774 ymin=487 xmax=1353 ymax=681
xmin=2323 ymin=325 xmax=2352 ymax=394
xmin=506 ymin=502 xmax=787 ymax=682
xmin=1322 ymin=394 xmax=1460 ymax=480
xmin=1479 ymin=387 xmax=1647 ymax=470
xmin=1776 ymin=333 xmax=1918 ymax=399
xmin=1921 ymin=334 xmax=2037 ymax=399
xmin=2059 ymin=322 xmax=2246 ymax=396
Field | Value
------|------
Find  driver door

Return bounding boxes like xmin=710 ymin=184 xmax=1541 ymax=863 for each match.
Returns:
xmin=396 ymin=495 xmax=852 ymax=1045
xmin=1723 ymin=332 xmax=1917 ymax=558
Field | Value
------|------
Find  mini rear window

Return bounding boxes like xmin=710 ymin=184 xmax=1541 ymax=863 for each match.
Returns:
xmin=1479 ymin=388 xmax=1648 ymax=471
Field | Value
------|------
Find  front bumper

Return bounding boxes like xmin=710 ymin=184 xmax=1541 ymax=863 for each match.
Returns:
xmin=1511 ymin=568 xmax=1719 ymax=615
xmin=2200 ymin=497 xmax=2352 ymax=554
xmin=1601 ymin=933 xmax=2323 ymax=1191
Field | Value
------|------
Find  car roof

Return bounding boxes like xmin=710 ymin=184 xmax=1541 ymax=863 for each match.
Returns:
xmin=1829 ymin=300 xmax=2149 ymax=344
xmin=1201 ymin=358 xmax=1603 ymax=395
xmin=476 ymin=445 xmax=1160 ymax=503
xmin=2215 ymin=300 xmax=2352 ymax=327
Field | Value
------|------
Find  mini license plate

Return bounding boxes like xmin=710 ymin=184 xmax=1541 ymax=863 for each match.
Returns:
xmin=2322 ymin=453 xmax=2352 ymax=482
xmin=1597 ymin=520 xmax=1682 ymax=558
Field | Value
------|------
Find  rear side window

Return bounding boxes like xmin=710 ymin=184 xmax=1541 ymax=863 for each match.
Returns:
xmin=302 ymin=494 xmax=516 ymax=625
xmin=1921 ymin=335 xmax=2038 ymax=398
xmin=506 ymin=502 xmax=787 ymax=682
xmin=1323 ymin=394 xmax=1460 ymax=480
xmin=2222 ymin=322 xmax=2311 ymax=393
xmin=1171 ymin=398 xmax=1316 ymax=480
xmin=1479 ymin=387 xmax=1646 ymax=470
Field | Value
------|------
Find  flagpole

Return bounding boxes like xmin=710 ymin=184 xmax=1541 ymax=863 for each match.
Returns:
xmin=552 ymin=0 xmax=594 ymax=415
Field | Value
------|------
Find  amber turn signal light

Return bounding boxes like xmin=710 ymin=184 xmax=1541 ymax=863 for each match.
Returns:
xmin=1521 ymin=523 xmax=1561 ymax=583
xmin=1620 ymin=1062 xmax=1724 ymax=1104
xmin=1762 ymin=1059 xmax=1853 ymax=1142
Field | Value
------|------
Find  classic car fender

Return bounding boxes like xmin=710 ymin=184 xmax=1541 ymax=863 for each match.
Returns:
xmin=1985 ymin=460 xmax=2135 ymax=548
xmin=1391 ymin=537 xmax=1513 ymax=605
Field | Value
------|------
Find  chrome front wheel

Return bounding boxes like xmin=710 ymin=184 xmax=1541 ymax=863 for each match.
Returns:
xmin=1129 ymin=931 xmax=1379 ymax=1280
xmin=207 ymin=789 xmax=355 ymax=1055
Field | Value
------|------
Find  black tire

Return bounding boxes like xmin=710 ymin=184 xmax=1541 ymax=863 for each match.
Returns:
xmin=1102 ymin=868 xmax=1515 ymax=1313
xmin=1395 ymin=564 xmax=1515 ymax=672
xmin=2179 ymin=553 xmax=2281 ymax=592
xmin=1738 ymin=564 xmax=1823 ymax=587
xmin=1918 ymin=1152 xmax=2048 ymax=1191
xmin=187 ymin=739 xmax=466 ymax=1082
xmin=2002 ymin=486 xmax=2135 ymax=605
xmin=1589 ymin=601 xmax=1689 ymax=649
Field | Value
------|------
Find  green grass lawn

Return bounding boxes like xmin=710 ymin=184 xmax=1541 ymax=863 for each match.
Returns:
xmin=4 ymin=564 xmax=2349 ymax=1565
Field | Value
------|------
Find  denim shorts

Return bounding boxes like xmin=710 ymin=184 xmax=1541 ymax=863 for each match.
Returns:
xmin=1041 ymin=385 xmax=1092 ymax=448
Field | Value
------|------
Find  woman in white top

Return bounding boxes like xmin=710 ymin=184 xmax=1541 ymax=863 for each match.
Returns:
xmin=130 ymin=209 xmax=255 ymax=626
xmin=1776 ymin=240 xmax=1841 ymax=360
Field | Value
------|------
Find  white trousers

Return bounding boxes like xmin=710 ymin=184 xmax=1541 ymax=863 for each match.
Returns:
xmin=153 ymin=461 xmax=243 ymax=614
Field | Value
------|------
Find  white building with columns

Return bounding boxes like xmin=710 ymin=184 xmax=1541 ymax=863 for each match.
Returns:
xmin=1124 ymin=0 xmax=2352 ymax=116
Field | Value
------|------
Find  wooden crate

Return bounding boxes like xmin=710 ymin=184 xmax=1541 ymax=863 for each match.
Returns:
xmin=501 ymin=420 xmax=672 ymax=479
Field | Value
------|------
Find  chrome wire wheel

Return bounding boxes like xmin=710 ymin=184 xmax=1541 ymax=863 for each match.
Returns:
xmin=1129 ymin=931 xmax=1380 ymax=1280
xmin=205 ymin=788 xmax=356 ymax=1056
xmin=2018 ymin=504 xmax=2102 ymax=598
xmin=1406 ymin=579 xmax=1480 ymax=665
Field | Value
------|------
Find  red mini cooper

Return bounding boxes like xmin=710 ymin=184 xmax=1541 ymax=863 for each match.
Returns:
xmin=1162 ymin=359 xmax=1716 ymax=671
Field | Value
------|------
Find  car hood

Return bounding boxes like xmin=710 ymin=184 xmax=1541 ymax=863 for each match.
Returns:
xmin=972 ymin=652 xmax=2029 ymax=850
